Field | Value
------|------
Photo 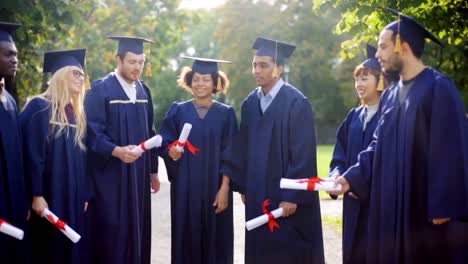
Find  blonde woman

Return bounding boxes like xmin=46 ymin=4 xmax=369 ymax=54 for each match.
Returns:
xmin=20 ymin=49 xmax=89 ymax=264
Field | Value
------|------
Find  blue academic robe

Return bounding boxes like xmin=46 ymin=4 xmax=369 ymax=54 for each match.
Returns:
xmin=231 ymin=83 xmax=324 ymax=263
xmin=330 ymin=106 xmax=379 ymax=264
xmin=160 ymin=100 xmax=237 ymax=264
xmin=20 ymin=98 xmax=88 ymax=264
xmin=0 ymin=90 xmax=28 ymax=264
xmin=84 ymin=73 xmax=157 ymax=264
xmin=345 ymin=68 xmax=468 ymax=263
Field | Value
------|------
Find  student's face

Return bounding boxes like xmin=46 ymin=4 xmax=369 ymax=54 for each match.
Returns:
xmin=117 ymin=52 xmax=145 ymax=82
xmin=376 ymin=30 xmax=403 ymax=73
xmin=252 ymin=56 xmax=279 ymax=87
xmin=355 ymin=72 xmax=379 ymax=102
xmin=191 ymin=72 xmax=213 ymax=100
xmin=0 ymin=41 xmax=18 ymax=78
xmin=67 ymin=66 xmax=85 ymax=96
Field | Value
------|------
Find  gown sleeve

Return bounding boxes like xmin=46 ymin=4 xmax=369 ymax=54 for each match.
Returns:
xmin=20 ymin=98 xmax=50 ymax=197
xmin=330 ymin=109 xmax=356 ymax=175
xmin=219 ymin=107 xmax=240 ymax=191
xmin=141 ymin=82 xmax=159 ymax=174
xmin=159 ymin=103 xmax=180 ymax=182
xmin=427 ymin=76 xmax=468 ymax=219
xmin=84 ymin=81 xmax=117 ymax=161
xmin=280 ymin=97 xmax=318 ymax=203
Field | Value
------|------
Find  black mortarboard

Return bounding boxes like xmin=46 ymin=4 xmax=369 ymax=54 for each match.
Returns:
xmin=252 ymin=37 xmax=296 ymax=65
xmin=43 ymin=48 xmax=86 ymax=74
xmin=181 ymin=56 xmax=231 ymax=74
xmin=0 ymin=22 xmax=21 ymax=43
xmin=362 ymin=43 xmax=381 ymax=72
xmin=384 ymin=8 xmax=442 ymax=55
xmin=107 ymin=36 xmax=155 ymax=55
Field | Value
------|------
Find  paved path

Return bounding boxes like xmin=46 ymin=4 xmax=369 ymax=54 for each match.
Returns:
xmin=151 ymin=159 xmax=343 ymax=263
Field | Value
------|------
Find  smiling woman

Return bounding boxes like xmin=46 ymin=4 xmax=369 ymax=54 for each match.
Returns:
xmin=178 ymin=0 xmax=225 ymax=10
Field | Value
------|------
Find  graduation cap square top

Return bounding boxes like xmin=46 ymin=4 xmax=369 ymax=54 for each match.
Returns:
xmin=43 ymin=48 xmax=86 ymax=74
xmin=181 ymin=55 xmax=231 ymax=74
xmin=252 ymin=37 xmax=296 ymax=65
xmin=107 ymin=36 xmax=155 ymax=55
xmin=384 ymin=7 xmax=442 ymax=55
xmin=0 ymin=22 xmax=21 ymax=43
xmin=362 ymin=43 xmax=381 ymax=72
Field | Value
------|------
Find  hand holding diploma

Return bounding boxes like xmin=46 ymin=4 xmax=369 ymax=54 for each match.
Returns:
xmin=0 ymin=219 xmax=24 ymax=240
xmin=280 ymin=177 xmax=342 ymax=192
xmin=131 ymin=134 xmax=163 ymax=154
xmin=245 ymin=199 xmax=282 ymax=232
xmin=43 ymin=209 xmax=81 ymax=243
xmin=167 ymin=123 xmax=200 ymax=156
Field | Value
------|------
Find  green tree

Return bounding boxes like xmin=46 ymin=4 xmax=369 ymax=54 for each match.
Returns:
xmin=0 ymin=0 xmax=191 ymax=111
xmin=313 ymin=0 xmax=468 ymax=104
xmin=214 ymin=0 xmax=361 ymax=143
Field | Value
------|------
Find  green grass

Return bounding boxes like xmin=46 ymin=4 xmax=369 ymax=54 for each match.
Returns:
xmin=316 ymin=145 xmax=335 ymax=200
xmin=317 ymin=145 xmax=334 ymax=177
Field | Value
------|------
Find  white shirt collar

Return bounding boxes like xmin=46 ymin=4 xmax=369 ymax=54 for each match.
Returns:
xmin=114 ymin=69 xmax=137 ymax=101
xmin=257 ymin=78 xmax=284 ymax=99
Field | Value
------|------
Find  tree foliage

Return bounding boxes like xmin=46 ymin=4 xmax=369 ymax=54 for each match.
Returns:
xmin=313 ymin=0 xmax=468 ymax=104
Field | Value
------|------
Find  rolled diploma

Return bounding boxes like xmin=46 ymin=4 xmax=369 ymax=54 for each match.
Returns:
xmin=131 ymin=135 xmax=163 ymax=154
xmin=0 ymin=219 xmax=24 ymax=240
xmin=323 ymin=168 xmax=340 ymax=182
xmin=280 ymin=178 xmax=342 ymax=192
xmin=245 ymin=208 xmax=283 ymax=231
xmin=175 ymin=123 xmax=192 ymax=152
xmin=44 ymin=209 xmax=81 ymax=243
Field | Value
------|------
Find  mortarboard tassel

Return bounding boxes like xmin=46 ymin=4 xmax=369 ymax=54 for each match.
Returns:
xmin=377 ymin=73 xmax=385 ymax=91
xmin=394 ymin=33 xmax=402 ymax=54
xmin=393 ymin=15 xmax=402 ymax=54
xmin=145 ymin=45 xmax=153 ymax=77
xmin=272 ymin=40 xmax=279 ymax=79
xmin=272 ymin=65 xmax=279 ymax=79
xmin=217 ymin=75 xmax=222 ymax=92
xmin=85 ymin=75 xmax=91 ymax=90
xmin=145 ymin=62 xmax=152 ymax=77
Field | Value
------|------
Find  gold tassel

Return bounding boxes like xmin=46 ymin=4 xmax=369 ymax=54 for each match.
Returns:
xmin=393 ymin=15 xmax=402 ymax=54
xmin=272 ymin=65 xmax=279 ymax=79
xmin=217 ymin=75 xmax=222 ymax=92
xmin=145 ymin=62 xmax=153 ymax=77
xmin=394 ymin=33 xmax=402 ymax=54
xmin=377 ymin=73 xmax=385 ymax=91
xmin=85 ymin=75 xmax=91 ymax=90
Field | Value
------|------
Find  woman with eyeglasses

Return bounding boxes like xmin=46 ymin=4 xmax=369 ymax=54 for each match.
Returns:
xmin=328 ymin=44 xmax=390 ymax=264
xmin=20 ymin=49 xmax=90 ymax=264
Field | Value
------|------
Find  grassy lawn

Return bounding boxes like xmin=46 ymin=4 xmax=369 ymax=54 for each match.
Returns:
xmin=317 ymin=145 xmax=334 ymax=177
xmin=316 ymin=145 xmax=335 ymax=200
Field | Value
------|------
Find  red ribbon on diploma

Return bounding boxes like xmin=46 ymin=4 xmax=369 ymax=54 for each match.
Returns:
xmin=46 ymin=215 xmax=66 ymax=231
xmin=140 ymin=141 xmax=147 ymax=151
xmin=0 ymin=218 xmax=7 ymax=226
xmin=262 ymin=199 xmax=280 ymax=232
xmin=297 ymin=177 xmax=323 ymax=191
xmin=167 ymin=140 xmax=200 ymax=155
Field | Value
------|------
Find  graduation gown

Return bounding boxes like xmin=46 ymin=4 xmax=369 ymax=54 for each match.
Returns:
xmin=20 ymin=98 xmax=88 ymax=264
xmin=84 ymin=73 xmax=157 ymax=264
xmin=0 ymin=90 xmax=28 ymax=264
xmin=232 ymin=83 xmax=324 ymax=264
xmin=345 ymin=68 xmax=468 ymax=263
xmin=160 ymin=100 xmax=237 ymax=264
xmin=330 ymin=106 xmax=379 ymax=264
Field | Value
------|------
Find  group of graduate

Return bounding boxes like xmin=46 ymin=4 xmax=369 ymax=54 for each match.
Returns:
xmin=1 ymin=6 xmax=468 ymax=264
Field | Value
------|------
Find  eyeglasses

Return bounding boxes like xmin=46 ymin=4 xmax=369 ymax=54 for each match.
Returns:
xmin=72 ymin=70 xmax=85 ymax=79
